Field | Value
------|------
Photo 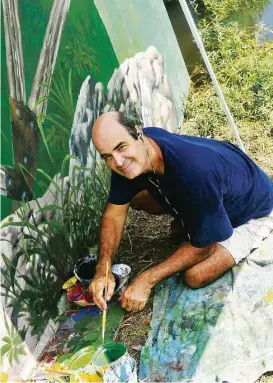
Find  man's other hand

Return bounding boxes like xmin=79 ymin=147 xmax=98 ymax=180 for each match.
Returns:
xmin=119 ymin=274 xmax=152 ymax=312
xmin=89 ymin=269 xmax=116 ymax=311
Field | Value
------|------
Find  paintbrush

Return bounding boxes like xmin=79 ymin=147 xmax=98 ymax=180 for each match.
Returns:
xmin=102 ymin=261 xmax=109 ymax=343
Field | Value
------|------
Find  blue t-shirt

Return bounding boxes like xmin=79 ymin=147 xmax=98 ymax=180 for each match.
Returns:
xmin=108 ymin=128 xmax=273 ymax=247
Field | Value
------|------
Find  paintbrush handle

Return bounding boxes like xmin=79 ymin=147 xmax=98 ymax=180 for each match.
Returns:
xmin=104 ymin=262 xmax=109 ymax=301
xmin=102 ymin=262 xmax=109 ymax=342
xmin=102 ymin=309 xmax=106 ymax=342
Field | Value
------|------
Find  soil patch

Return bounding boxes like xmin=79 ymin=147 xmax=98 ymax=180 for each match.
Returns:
xmin=115 ymin=209 xmax=179 ymax=364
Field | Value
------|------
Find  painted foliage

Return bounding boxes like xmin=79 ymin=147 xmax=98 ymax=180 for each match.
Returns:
xmin=0 ymin=1 xmax=190 ymax=380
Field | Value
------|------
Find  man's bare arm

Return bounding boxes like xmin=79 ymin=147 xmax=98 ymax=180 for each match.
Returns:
xmin=97 ymin=203 xmax=129 ymax=267
xmin=144 ymin=242 xmax=215 ymax=288
xmin=120 ymin=243 xmax=215 ymax=311
xmin=90 ymin=202 xmax=129 ymax=310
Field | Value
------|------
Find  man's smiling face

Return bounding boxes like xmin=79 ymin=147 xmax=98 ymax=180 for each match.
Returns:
xmin=92 ymin=112 xmax=148 ymax=179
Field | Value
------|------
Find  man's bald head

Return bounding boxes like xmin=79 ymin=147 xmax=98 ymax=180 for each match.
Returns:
xmin=91 ymin=111 xmax=149 ymax=179
xmin=92 ymin=111 xmax=139 ymax=149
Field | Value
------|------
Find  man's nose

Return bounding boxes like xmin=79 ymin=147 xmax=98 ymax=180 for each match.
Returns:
xmin=112 ymin=153 xmax=124 ymax=167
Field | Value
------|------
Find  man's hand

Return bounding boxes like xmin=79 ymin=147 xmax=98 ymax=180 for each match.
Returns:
xmin=89 ymin=268 xmax=116 ymax=311
xmin=119 ymin=273 xmax=152 ymax=312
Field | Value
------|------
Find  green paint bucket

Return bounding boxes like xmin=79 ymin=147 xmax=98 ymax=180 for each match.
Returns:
xmin=92 ymin=342 xmax=127 ymax=369
xmin=92 ymin=342 xmax=137 ymax=382
xmin=92 ymin=342 xmax=137 ymax=381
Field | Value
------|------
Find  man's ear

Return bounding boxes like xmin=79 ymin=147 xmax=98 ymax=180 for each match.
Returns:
xmin=135 ymin=125 xmax=142 ymax=134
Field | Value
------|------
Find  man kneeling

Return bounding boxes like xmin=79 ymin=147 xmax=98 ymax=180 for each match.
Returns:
xmin=89 ymin=111 xmax=273 ymax=312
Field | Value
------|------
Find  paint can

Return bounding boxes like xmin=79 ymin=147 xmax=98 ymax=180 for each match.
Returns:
xmin=91 ymin=342 xmax=137 ymax=381
xmin=66 ymin=346 xmax=102 ymax=382
xmin=103 ymin=356 xmax=137 ymax=383
xmin=111 ymin=264 xmax=131 ymax=295
xmin=74 ymin=255 xmax=97 ymax=285
xmin=74 ymin=258 xmax=131 ymax=296
xmin=66 ymin=283 xmax=94 ymax=307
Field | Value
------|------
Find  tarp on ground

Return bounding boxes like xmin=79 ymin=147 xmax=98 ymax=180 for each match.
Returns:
xmin=139 ymin=232 xmax=273 ymax=382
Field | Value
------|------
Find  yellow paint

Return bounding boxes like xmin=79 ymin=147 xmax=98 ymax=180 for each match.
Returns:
xmin=45 ymin=362 xmax=67 ymax=373
xmin=0 ymin=372 xmax=8 ymax=383
xmin=264 ymin=288 xmax=273 ymax=304
xmin=70 ymin=372 xmax=103 ymax=382
xmin=62 ymin=276 xmax=77 ymax=290
xmin=66 ymin=346 xmax=95 ymax=371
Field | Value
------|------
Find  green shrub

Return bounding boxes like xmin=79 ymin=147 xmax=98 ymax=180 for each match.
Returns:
xmin=183 ymin=3 xmax=273 ymax=176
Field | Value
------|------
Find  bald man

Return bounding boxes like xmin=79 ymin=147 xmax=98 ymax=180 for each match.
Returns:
xmin=90 ymin=111 xmax=273 ymax=312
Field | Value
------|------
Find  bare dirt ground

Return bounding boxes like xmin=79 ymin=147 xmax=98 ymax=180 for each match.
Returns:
xmin=115 ymin=209 xmax=273 ymax=382
xmin=115 ymin=209 xmax=178 ymax=363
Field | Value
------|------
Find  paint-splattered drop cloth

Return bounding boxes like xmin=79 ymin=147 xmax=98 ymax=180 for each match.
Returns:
xmin=139 ymin=232 xmax=273 ymax=382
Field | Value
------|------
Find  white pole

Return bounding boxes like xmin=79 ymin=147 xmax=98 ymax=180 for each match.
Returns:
xmin=178 ymin=0 xmax=246 ymax=152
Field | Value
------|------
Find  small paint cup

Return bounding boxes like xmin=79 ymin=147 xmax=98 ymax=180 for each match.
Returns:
xmin=112 ymin=264 xmax=131 ymax=295
xmin=91 ymin=342 xmax=129 ymax=377
xmin=74 ymin=255 xmax=97 ymax=285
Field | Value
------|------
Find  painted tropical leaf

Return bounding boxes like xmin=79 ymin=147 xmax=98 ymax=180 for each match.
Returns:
xmin=14 ymin=334 xmax=22 ymax=345
xmin=17 ymin=347 xmax=27 ymax=356
xmin=0 ymin=344 xmax=11 ymax=355
xmin=13 ymin=351 xmax=20 ymax=365
xmin=8 ymin=349 xmax=13 ymax=365
xmin=1 ymin=337 xmax=11 ymax=344
xmin=10 ymin=322 xmax=14 ymax=336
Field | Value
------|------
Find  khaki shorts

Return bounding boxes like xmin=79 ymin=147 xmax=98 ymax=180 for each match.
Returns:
xmin=218 ymin=210 xmax=273 ymax=264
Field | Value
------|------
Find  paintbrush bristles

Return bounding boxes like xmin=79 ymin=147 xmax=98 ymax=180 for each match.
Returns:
xmin=102 ymin=261 xmax=109 ymax=343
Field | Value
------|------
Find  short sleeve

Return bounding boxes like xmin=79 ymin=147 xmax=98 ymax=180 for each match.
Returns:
xmin=186 ymin=174 xmax=233 ymax=247
xmin=108 ymin=171 xmax=145 ymax=205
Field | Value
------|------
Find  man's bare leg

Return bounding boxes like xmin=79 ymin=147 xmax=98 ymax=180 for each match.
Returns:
xmin=131 ymin=192 xmax=236 ymax=288
xmin=183 ymin=243 xmax=235 ymax=289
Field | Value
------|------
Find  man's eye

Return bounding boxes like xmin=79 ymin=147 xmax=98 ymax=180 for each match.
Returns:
xmin=117 ymin=146 xmax=125 ymax=152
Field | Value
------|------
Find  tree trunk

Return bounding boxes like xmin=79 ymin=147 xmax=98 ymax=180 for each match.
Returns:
xmin=27 ymin=0 xmax=71 ymax=117
xmin=2 ymin=0 xmax=26 ymax=103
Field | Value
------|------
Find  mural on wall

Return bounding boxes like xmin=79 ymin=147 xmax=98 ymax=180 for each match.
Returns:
xmin=1 ymin=0 xmax=70 ymax=204
xmin=1 ymin=0 xmax=119 ymax=220
xmin=94 ymin=0 xmax=189 ymax=122
xmin=0 ymin=0 xmax=189 ymax=380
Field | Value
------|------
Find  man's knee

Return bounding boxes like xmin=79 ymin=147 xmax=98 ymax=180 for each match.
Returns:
xmin=183 ymin=244 xmax=235 ymax=289
xmin=183 ymin=269 xmax=207 ymax=289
